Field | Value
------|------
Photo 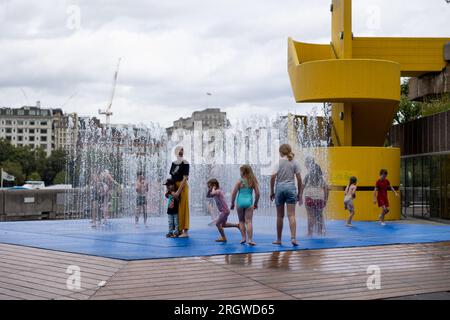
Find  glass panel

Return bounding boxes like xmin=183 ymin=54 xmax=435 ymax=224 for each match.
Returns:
xmin=413 ymin=157 xmax=423 ymax=217
xmin=405 ymin=157 xmax=414 ymax=217
xmin=422 ymin=156 xmax=431 ymax=218
xmin=429 ymin=155 xmax=441 ymax=218
xmin=442 ymin=154 xmax=450 ymax=219
xmin=400 ymin=158 xmax=406 ymax=216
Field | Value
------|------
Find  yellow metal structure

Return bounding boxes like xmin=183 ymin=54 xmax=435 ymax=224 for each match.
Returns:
xmin=288 ymin=0 xmax=450 ymax=220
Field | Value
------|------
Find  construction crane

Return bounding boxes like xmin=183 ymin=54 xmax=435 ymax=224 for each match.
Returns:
xmin=99 ymin=57 xmax=121 ymax=125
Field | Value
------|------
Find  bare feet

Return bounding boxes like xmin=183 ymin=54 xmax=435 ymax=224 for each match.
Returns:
xmin=248 ymin=241 xmax=256 ymax=246
xmin=272 ymin=240 xmax=282 ymax=245
xmin=178 ymin=231 xmax=189 ymax=238
xmin=240 ymin=239 xmax=246 ymax=244
xmin=291 ymin=238 xmax=299 ymax=246
xmin=215 ymin=237 xmax=227 ymax=242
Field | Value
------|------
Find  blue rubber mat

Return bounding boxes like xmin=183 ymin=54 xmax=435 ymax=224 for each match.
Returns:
xmin=1 ymin=216 xmax=450 ymax=260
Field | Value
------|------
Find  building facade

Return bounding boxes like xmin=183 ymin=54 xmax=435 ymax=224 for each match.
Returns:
xmin=167 ymin=108 xmax=230 ymax=135
xmin=389 ymin=110 xmax=450 ymax=220
xmin=53 ymin=110 xmax=79 ymax=151
xmin=0 ymin=103 xmax=54 ymax=155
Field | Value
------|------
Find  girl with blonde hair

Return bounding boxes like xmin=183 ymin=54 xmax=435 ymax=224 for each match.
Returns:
xmin=231 ymin=164 xmax=260 ymax=246
xmin=270 ymin=144 xmax=303 ymax=246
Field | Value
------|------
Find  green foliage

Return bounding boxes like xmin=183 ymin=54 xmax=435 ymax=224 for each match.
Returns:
xmin=53 ymin=171 xmax=66 ymax=185
xmin=394 ymin=79 xmax=422 ymax=124
xmin=421 ymin=93 xmax=450 ymax=117
xmin=28 ymin=172 xmax=42 ymax=181
xmin=394 ymin=79 xmax=450 ymax=124
xmin=0 ymin=139 xmax=67 ymax=186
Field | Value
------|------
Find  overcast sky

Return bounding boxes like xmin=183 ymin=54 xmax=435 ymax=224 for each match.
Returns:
xmin=0 ymin=0 xmax=448 ymax=127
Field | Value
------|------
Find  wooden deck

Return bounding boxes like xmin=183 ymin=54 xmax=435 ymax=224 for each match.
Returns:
xmin=1 ymin=242 xmax=450 ymax=300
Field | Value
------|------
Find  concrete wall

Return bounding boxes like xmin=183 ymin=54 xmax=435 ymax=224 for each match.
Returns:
xmin=0 ymin=189 xmax=68 ymax=221
xmin=409 ymin=42 xmax=450 ymax=101
xmin=0 ymin=190 xmax=4 ymax=221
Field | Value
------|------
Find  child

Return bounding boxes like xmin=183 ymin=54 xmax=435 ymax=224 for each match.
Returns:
xmin=344 ymin=176 xmax=357 ymax=227
xmin=90 ymin=172 xmax=107 ymax=228
xmin=230 ymin=165 xmax=260 ymax=246
xmin=164 ymin=178 xmax=181 ymax=237
xmin=135 ymin=171 xmax=149 ymax=228
xmin=207 ymin=179 xmax=239 ymax=242
xmin=373 ymin=169 xmax=399 ymax=226
xmin=303 ymin=158 xmax=328 ymax=236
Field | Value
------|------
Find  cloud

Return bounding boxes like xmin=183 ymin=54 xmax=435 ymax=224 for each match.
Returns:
xmin=0 ymin=0 xmax=448 ymax=127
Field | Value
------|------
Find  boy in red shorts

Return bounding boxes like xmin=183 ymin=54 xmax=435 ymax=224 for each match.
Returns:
xmin=373 ymin=169 xmax=398 ymax=225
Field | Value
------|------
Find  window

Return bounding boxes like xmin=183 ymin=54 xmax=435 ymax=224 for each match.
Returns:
xmin=41 ymin=129 xmax=47 ymax=134
xmin=17 ymin=120 xmax=24 ymax=125
xmin=41 ymin=136 xmax=47 ymax=142
xmin=41 ymin=121 xmax=47 ymax=126
xmin=5 ymin=136 xmax=11 ymax=141
xmin=5 ymin=128 xmax=12 ymax=133
xmin=18 ymin=128 xmax=23 ymax=134
xmin=29 ymin=136 xmax=35 ymax=142
xmin=29 ymin=121 xmax=35 ymax=126
xmin=5 ymin=120 xmax=12 ymax=125
xmin=29 ymin=129 xmax=35 ymax=134
xmin=18 ymin=136 xmax=23 ymax=141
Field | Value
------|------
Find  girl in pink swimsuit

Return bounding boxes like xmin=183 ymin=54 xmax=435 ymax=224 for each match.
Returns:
xmin=207 ymin=179 xmax=239 ymax=242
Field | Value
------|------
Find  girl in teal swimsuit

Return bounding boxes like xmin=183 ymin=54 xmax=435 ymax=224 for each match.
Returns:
xmin=231 ymin=165 xmax=260 ymax=246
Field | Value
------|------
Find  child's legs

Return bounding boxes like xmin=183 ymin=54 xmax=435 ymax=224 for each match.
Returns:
xmin=143 ymin=203 xmax=147 ymax=225
xmin=244 ymin=207 xmax=254 ymax=241
xmin=276 ymin=205 xmax=285 ymax=241
xmin=379 ymin=205 xmax=389 ymax=221
xmin=237 ymin=207 xmax=246 ymax=239
xmin=316 ymin=209 xmax=324 ymax=234
xmin=216 ymin=213 xmax=227 ymax=238
xmin=91 ymin=202 xmax=98 ymax=222
xmin=347 ymin=204 xmax=355 ymax=224
xmin=103 ymin=195 xmax=110 ymax=219
xmin=173 ymin=214 xmax=179 ymax=233
xmin=135 ymin=205 xmax=141 ymax=224
xmin=287 ymin=203 xmax=296 ymax=239
xmin=306 ymin=207 xmax=314 ymax=235
xmin=168 ymin=214 xmax=175 ymax=232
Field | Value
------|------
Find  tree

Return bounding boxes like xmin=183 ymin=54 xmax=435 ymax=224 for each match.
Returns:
xmin=43 ymin=149 xmax=67 ymax=185
xmin=28 ymin=172 xmax=42 ymax=181
xmin=53 ymin=171 xmax=66 ymax=185
xmin=393 ymin=79 xmax=422 ymax=124
xmin=0 ymin=139 xmax=15 ymax=164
